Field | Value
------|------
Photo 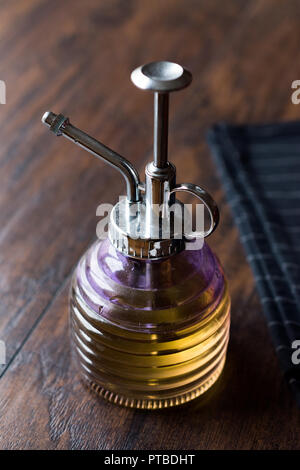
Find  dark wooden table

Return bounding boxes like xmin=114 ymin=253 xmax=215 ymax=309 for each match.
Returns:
xmin=0 ymin=0 xmax=299 ymax=450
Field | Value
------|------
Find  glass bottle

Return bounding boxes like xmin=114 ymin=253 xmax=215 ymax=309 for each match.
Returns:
xmin=42 ymin=61 xmax=230 ymax=409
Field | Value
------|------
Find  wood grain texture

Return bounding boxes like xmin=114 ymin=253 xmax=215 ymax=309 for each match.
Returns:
xmin=0 ymin=0 xmax=299 ymax=450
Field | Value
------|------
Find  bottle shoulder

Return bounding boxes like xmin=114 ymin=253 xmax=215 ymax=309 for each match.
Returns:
xmin=71 ymin=238 xmax=228 ymax=332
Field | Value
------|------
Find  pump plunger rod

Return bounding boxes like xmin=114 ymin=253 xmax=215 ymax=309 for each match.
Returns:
xmin=131 ymin=61 xmax=192 ymax=169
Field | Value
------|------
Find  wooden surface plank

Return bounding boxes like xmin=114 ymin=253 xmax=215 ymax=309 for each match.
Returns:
xmin=0 ymin=0 xmax=299 ymax=449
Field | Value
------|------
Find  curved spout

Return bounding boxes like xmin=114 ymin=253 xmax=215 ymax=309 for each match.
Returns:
xmin=42 ymin=111 xmax=140 ymax=202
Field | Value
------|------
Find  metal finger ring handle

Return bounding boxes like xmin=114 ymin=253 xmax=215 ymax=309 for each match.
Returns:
xmin=169 ymin=183 xmax=219 ymax=239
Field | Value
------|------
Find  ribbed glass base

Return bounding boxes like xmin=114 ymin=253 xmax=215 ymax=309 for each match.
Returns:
xmin=87 ymin=356 xmax=226 ymax=409
xmin=70 ymin=238 xmax=230 ymax=409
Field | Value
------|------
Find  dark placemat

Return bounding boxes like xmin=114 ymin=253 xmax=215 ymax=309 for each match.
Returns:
xmin=207 ymin=122 xmax=300 ymax=406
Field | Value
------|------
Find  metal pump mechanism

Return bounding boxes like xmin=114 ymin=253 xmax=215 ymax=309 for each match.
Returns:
xmin=42 ymin=61 xmax=219 ymax=259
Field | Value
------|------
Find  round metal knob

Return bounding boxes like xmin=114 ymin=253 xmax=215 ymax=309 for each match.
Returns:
xmin=131 ymin=61 xmax=192 ymax=92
